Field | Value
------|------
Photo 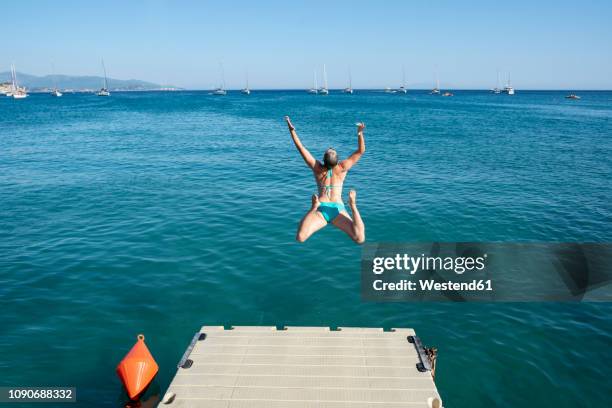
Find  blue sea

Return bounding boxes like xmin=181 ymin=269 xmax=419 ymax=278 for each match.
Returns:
xmin=1 ymin=90 xmax=611 ymax=407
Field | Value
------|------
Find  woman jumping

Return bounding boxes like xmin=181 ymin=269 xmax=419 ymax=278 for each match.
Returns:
xmin=285 ymin=116 xmax=366 ymax=244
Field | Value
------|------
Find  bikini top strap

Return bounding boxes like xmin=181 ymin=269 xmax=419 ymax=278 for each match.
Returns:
xmin=323 ymin=167 xmax=333 ymax=198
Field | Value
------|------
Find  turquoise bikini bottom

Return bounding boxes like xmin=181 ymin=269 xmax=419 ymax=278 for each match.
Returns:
xmin=318 ymin=201 xmax=346 ymax=223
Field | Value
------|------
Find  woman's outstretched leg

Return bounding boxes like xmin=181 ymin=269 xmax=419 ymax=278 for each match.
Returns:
xmin=296 ymin=195 xmax=327 ymax=242
xmin=347 ymin=190 xmax=365 ymax=243
xmin=332 ymin=190 xmax=366 ymax=244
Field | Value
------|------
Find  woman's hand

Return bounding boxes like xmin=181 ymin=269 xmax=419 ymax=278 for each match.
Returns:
xmin=285 ymin=116 xmax=295 ymax=131
xmin=357 ymin=122 xmax=366 ymax=133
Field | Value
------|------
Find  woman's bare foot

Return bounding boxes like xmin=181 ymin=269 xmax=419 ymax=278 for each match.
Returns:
xmin=346 ymin=190 xmax=365 ymax=244
xmin=311 ymin=194 xmax=320 ymax=211
xmin=348 ymin=190 xmax=357 ymax=209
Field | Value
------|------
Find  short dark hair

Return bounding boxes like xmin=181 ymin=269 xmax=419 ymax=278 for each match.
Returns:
xmin=323 ymin=148 xmax=338 ymax=169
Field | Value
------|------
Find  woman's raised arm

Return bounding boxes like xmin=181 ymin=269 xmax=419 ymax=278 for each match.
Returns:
xmin=340 ymin=122 xmax=366 ymax=171
xmin=285 ymin=116 xmax=317 ymax=169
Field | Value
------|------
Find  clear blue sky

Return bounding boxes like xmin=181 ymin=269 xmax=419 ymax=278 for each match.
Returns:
xmin=4 ymin=0 xmax=612 ymax=89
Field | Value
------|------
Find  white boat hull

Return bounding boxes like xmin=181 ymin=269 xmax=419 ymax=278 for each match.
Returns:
xmin=13 ymin=93 xmax=28 ymax=99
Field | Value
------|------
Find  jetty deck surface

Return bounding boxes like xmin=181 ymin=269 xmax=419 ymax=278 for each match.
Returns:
xmin=162 ymin=326 xmax=441 ymax=407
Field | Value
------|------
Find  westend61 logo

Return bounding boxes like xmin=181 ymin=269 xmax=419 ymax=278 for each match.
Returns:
xmin=372 ymin=253 xmax=487 ymax=275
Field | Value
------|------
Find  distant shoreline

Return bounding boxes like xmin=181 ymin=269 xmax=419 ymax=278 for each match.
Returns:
xmin=3 ymin=72 xmax=609 ymax=93
xmin=16 ymin=88 xmax=612 ymax=93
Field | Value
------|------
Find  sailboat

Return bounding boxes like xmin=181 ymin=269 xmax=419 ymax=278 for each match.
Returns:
xmin=307 ymin=70 xmax=318 ymax=94
xmin=11 ymin=64 xmax=28 ymax=99
xmin=491 ymin=70 xmax=501 ymax=94
xmin=213 ymin=63 xmax=227 ymax=95
xmin=241 ymin=72 xmax=250 ymax=95
xmin=343 ymin=68 xmax=353 ymax=94
xmin=97 ymin=59 xmax=110 ymax=96
xmin=430 ymin=70 xmax=440 ymax=94
xmin=319 ymin=64 xmax=329 ymax=95
xmin=502 ymin=72 xmax=515 ymax=95
xmin=5 ymin=64 xmax=15 ymax=97
xmin=397 ymin=66 xmax=408 ymax=93
xmin=50 ymin=63 xmax=62 ymax=97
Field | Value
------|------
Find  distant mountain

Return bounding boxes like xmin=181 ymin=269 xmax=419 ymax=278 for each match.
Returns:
xmin=0 ymin=71 xmax=179 ymax=91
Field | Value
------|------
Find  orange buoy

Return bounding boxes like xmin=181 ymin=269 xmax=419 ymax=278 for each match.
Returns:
xmin=116 ymin=334 xmax=159 ymax=400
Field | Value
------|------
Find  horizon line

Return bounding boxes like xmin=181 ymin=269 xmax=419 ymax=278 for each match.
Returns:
xmin=3 ymin=71 xmax=610 ymax=92
xmin=20 ymin=88 xmax=612 ymax=92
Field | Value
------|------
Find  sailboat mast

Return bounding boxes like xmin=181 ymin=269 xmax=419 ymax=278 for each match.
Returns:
xmin=101 ymin=59 xmax=108 ymax=89
xmin=349 ymin=67 xmax=352 ymax=89
xmin=11 ymin=64 xmax=16 ymax=90
xmin=13 ymin=64 xmax=20 ymax=90
xmin=402 ymin=65 xmax=406 ymax=88
xmin=314 ymin=70 xmax=318 ymax=90
xmin=323 ymin=64 xmax=328 ymax=89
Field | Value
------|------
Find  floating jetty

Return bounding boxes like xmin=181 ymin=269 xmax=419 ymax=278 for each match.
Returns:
xmin=161 ymin=326 xmax=441 ymax=407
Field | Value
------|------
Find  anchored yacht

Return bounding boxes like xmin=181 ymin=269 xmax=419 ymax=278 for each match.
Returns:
xmin=397 ymin=66 xmax=408 ymax=93
xmin=10 ymin=64 xmax=28 ymax=99
xmin=343 ymin=68 xmax=353 ymax=94
xmin=430 ymin=71 xmax=440 ymax=94
xmin=241 ymin=72 xmax=250 ymax=95
xmin=319 ymin=64 xmax=329 ymax=95
xmin=213 ymin=63 xmax=227 ymax=95
xmin=502 ymin=72 xmax=515 ymax=95
xmin=50 ymin=63 xmax=62 ymax=97
xmin=491 ymin=70 xmax=502 ymax=94
xmin=308 ymin=70 xmax=318 ymax=94
xmin=97 ymin=59 xmax=110 ymax=96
